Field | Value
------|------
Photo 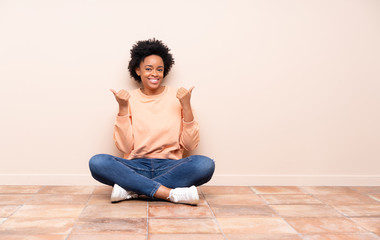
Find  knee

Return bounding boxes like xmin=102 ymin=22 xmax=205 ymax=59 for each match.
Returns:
xmin=190 ymin=155 xmax=215 ymax=176
xmin=89 ymin=154 xmax=111 ymax=173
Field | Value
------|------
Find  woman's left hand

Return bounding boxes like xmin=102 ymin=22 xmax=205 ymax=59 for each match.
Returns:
xmin=177 ymin=87 xmax=195 ymax=122
xmin=176 ymin=87 xmax=194 ymax=108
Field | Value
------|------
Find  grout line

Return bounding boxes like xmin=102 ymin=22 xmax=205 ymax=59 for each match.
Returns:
xmin=146 ymin=201 xmax=149 ymax=240
xmin=263 ymin=201 xmax=305 ymax=239
xmin=6 ymin=205 xmax=23 ymax=219
xmin=310 ymin=194 xmax=349 ymax=218
xmin=313 ymin=196 xmax=378 ymax=234
xmin=250 ymin=186 xmax=315 ymax=240
xmin=253 ymin=186 xmax=380 ymax=238
xmin=36 ymin=185 xmax=45 ymax=194
xmin=0 ymin=218 xmax=7 ymax=225
xmin=368 ymin=194 xmax=380 ymax=202
xmin=202 ymin=190 xmax=228 ymax=240
xmin=2 ymin=185 xmax=379 ymax=239
xmin=0 ymin=204 xmax=23 ymax=228
xmin=0 ymin=186 xmax=45 ymax=228
xmin=63 ymin=190 xmax=92 ymax=240
xmin=249 ymin=186 xmax=257 ymax=194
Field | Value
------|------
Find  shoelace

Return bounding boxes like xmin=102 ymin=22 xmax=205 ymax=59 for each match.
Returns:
xmin=172 ymin=189 xmax=190 ymax=201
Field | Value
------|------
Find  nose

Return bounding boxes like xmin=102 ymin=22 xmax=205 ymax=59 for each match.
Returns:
xmin=151 ymin=69 xmax=158 ymax=76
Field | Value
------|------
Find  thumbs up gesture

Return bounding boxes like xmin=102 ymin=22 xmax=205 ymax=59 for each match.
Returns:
xmin=110 ymin=89 xmax=130 ymax=116
xmin=110 ymin=89 xmax=130 ymax=107
xmin=176 ymin=87 xmax=194 ymax=108
xmin=177 ymin=87 xmax=195 ymax=122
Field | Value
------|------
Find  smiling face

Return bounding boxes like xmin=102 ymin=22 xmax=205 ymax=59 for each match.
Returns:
xmin=135 ymin=55 xmax=165 ymax=95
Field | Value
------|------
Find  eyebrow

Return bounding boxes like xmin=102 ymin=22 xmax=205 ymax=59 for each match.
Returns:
xmin=144 ymin=65 xmax=164 ymax=68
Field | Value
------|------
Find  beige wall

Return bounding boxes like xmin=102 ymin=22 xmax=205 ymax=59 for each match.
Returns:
xmin=1 ymin=0 xmax=379 ymax=185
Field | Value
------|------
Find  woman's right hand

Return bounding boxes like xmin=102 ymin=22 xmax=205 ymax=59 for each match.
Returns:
xmin=110 ymin=89 xmax=130 ymax=115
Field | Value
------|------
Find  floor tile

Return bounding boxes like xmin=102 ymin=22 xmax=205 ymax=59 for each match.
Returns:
xmin=67 ymin=234 xmax=147 ymax=240
xmin=86 ymin=194 xmax=110 ymax=205
xmin=71 ymin=218 xmax=147 ymax=234
xmin=149 ymin=233 xmax=225 ymax=240
xmin=87 ymin=194 xmax=146 ymax=205
xmin=349 ymin=187 xmax=380 ymax=194
xmin=225 ymin=234 xmax=302 ymax=240
xmin=200 ymin=186 xmax=253 ymax=195
xmin=285 ymin=217 xmax=365 ymax=234
xmin=217 ymin=217 xmax=297 ymax=234
xmin=2 ymin=184 xmax=380 ymax=239
xmin=149 ymin=218 xmax=220 ymax=234
xmin=270 ymin=205 xmax=342 ymax=217
xmin=252 ymin=186 xmax=304 ymax=194
xmin=260 ymin=194 xmax=322 ymax=205
xmin=301 ymin=187 xmax=357 ymax=195
xmin=0 ymin=205 xmax=20 ymax=217
xmin=0 ymin=218 xmax=75 ymax=234
xmin=149 ymin=204 xmax=213 ymax=218
xmin=211 ymin=205 xmax=276 ymax=217
xmin=92 ymin=185 xmax=113 ymax=195
xmin=0 ymin=185 xmax=41 ymax=194
xmin=350 ymin=217 xmax=380 ymax=234
xmin=38 ymin=186 xmax=94 ymax=195
xmin=315 ymin=194 xmax=379 ymax=205
xmin=0 ymin=195 xmax=34 ymax=205
xmin=11 ymin=205 xmax=84 ymax=218
xmin=301 ymin=233 xmax=380 ymax=240
xmin=205 ymin=194 xmax=264 ymax=206
xmin=80 ymin=204 xmax=147 ymax=219
xmin=0 ymin=235 xmax=67 ymax=240
xmin=148 ymin=196 xmax=208 ymax=207
xmin=332 ymin=205 xmax=380 ymax=217
xmin=25 ymin=194 xmax=90 ymax=205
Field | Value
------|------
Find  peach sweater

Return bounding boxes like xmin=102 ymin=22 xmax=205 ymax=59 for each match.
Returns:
xmin=113 ymin=86 xmax=200 ymax=160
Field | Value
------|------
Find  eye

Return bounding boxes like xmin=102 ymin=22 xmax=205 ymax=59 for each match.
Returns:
xmin=158 ymin=69 xmax=163 ymax=72
xmin=145 ymin=68 xmax=152 ymax=71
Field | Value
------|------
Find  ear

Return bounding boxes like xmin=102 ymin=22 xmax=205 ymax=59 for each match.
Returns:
xmin=135 ymin=67 xmax=141 ymax=76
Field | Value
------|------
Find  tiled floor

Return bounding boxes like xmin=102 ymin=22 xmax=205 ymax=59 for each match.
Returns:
xmin=0 ymin=186 xmax=379 ymax=240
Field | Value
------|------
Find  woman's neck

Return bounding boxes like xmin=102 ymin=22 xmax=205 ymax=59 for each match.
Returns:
xmin=140 ymin=85 xmax=165 ymax=96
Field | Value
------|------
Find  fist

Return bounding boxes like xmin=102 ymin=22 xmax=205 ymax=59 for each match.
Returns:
xmin=110 ymin=89 xmax=130 ymax=107
xmin=176 ymin=87 xmax=194 ymax=107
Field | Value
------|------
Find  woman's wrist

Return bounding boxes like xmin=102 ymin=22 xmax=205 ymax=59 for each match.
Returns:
xmin=182 ymin=104 xmax=194 ymax=122
xmin=181 ymin=101 xmax=192 ymax=110
xmin=118 ymin=105 xmax=129 ymax=116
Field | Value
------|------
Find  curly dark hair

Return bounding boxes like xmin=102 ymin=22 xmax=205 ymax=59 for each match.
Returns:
xmin=128 ymin=38 xmax=175 ymax=83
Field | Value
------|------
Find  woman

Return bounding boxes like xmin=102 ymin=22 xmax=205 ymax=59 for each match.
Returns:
xmin=89 ymin=39 xmax=215 ymax=205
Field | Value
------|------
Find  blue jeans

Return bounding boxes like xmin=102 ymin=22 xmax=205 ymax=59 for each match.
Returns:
xmin=89 ymin=154 xmax=215 ymax=198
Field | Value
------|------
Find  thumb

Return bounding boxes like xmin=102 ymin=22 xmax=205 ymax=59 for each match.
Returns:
xmin=110 ymin=89 xmax=117 ymax=96
xmin=189 ymin=86 xmax=195 ymax=95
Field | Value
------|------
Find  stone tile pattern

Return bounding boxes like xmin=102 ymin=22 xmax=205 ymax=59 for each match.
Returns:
xmin=0 ymin=185 xmax=379 ymax=239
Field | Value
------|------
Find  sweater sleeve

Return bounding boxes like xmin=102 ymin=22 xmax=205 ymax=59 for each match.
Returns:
xmin=113 ymin=114 xmax=134 ymax=155
xmin=179 ymin=116 xmax=200 ymax=151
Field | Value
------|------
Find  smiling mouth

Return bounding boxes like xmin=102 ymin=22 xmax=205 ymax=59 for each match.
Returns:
xmin=149 ymin=78 xmax=159 ymax=84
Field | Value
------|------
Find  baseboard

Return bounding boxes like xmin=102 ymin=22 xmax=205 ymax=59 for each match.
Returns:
xmin=0 ymin=174 xmax=99 ymax=185
xmin=0 ymin=173 xmax=379 ymax=186
xmin=207 ymin=174 xmax=380 ymax=186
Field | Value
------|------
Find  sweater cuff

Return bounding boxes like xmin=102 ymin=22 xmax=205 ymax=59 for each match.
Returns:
xmin=116 ymin=114 xmax=131 ymax=124
xmin=182 ymin=119 xmax=196 ymax=127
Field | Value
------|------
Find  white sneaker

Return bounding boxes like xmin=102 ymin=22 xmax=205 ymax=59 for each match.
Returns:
xmin=110 ymin=184 xmax=139 ymax=203
xmin=169 ymin=186 xmax=199 ymax=205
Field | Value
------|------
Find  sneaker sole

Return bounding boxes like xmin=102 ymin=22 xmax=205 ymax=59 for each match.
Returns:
xmin=189 ymin=186 xmax=200 ymax=205
xmin=110 ymin=190 xmax=139 ymax=203
xmin=110 ymin=189 xmax=122 ymax=203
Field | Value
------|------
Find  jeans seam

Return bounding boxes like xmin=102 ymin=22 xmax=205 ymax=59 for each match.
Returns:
xmin=152 ymin=157 xmax=192 ymax=180
xmin=149 ymin=182 xmax=161 ymax=198
xmin=113 ymin=156 xmax=151 ymax=172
